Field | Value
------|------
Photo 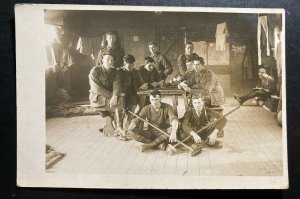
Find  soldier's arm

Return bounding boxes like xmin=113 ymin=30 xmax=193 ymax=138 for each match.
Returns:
xmin=128 ymin=106 xmax=147 ymax=130
xmin=161 ymin=55 xmax=173 ymax=76
xmin=177 ymin=55 xmax=187 ymax=75
xmin=88 ymin=67 xmax=112 ymax=98
xmin=201 ymin=71 xmax=217 ymax=95
xmin=207 ymin=108 xmax=227 ymax=131
xmin=181 ymin=111 xmax=194 ymax=134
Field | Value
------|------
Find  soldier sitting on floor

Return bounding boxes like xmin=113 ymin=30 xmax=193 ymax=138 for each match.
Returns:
xmin=233 ymin=68 xmax=276 ymax=106
xmin=126 ymin=89 xmax=179 ymax=152
xmin=178 ymin=93 xmax=227 ymax=149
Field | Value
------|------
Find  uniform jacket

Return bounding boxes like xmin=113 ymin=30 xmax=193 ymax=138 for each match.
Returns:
xmin=186 ymin=68 xmax=225 ymax=106
xmin=150 ymin=53 xmax=173 ymax=80
xmin=181 ymin=108 xmax=227 ymax=134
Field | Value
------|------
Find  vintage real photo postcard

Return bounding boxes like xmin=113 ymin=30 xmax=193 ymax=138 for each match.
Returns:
xmin=16 ymin=4 xmax=288 ymax=189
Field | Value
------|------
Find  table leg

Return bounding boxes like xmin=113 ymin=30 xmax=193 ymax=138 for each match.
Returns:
xmin=172 ymin=95 xmax=178 ymax=115
xmin=182 ymin=93 xmax=189 ymax=111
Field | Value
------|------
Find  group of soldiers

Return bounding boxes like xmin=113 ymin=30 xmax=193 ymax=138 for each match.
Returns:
xmin=88 ymin=31 xmax=228 ymax=154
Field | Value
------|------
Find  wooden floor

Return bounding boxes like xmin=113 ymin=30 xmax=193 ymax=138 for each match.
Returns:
xmin=46 ymin=102 xmax=283 ymax=176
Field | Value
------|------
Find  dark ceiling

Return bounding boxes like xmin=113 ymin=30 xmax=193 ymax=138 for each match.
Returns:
xmin=44 ymin=10 xmax=260 ymax=43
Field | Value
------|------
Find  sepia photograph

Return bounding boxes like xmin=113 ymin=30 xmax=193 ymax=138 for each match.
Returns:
xmin=16 ymin=4 xmax=288 ymax=189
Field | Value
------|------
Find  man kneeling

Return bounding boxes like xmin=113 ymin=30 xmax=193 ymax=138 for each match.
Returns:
xmin=126 ymin=89 xmax=179 ymax=152
xmin=179 ymin=93 xmax=227 ymax=149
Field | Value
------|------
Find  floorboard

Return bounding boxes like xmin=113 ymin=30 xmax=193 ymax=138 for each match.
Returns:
xmin=46 ymin=103 xmax=283 ymax=176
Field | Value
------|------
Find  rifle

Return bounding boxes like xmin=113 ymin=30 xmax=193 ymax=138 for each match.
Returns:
xmin=127 ymin=110 xmax=203 ymax=157
xmin=170 ymin=106 xmax=241 ymax=151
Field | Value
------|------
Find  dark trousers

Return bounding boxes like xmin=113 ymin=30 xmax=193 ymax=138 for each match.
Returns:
xmin=158 ymin=70 xmax=167 ymax=81
xmin=179 ymin=124 xmax=216 ymax=143
xmin=240 ymin=90 xmax=270 ymax=103
xmin=178 ymin=118 xmax=225 ymax=146
xmin=98 ymin=96 xmax=125 ymax=126
xmin=131 ymin=127 xmax=171 ymax=147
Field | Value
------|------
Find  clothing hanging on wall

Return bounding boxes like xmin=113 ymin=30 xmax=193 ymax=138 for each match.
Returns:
xmin=76 ymin=36 xmax=102 ymax=58
xmin=258 ymin=15 xmax=270 ymax=65
xmin=276 ymin=40 xmax=282 ymax=77
xmin=241 ymin=44 xmax=255 ymax=80
xmin=260 ymin=16 xmax=270 ymax=56
xmin=45 ymin=44 xmax=57 ymax=68
xmin=215 ymin=22 xmax=229 ymax=51
xmin=267 ymin=15 xmax=277 ymax=51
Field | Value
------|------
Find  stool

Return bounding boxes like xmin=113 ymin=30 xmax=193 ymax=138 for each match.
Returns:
xmin=207 ymin=106 xmax=224 ymax=138
xmin=270 ymin=95 xmax=280 ymax=112
xmin=207 ymin=106 xmax=224 ymax=115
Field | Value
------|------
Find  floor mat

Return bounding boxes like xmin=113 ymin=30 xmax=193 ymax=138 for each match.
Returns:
xmin=46 ymin=145 xmax=66 ymax=170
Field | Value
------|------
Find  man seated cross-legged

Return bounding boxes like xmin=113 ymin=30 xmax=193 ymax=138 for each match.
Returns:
xmin=177 ymin=93 xmax=227 ymax=151
xmin=126 ymin=89 xmax=179 ymax=152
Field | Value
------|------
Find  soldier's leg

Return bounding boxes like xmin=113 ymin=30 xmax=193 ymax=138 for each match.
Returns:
xmin=99 ymin=98 xmax=116 ymax=136
xmin=124 ymin=105 xmax=140 ymax=129
xmin=202 ymin=128 xmax=223 ymax=148
xmin=130 ymin=128 xmax=153 ymax=144
xmin=155 ymin=128 xmax=172 ymax=151
xmin=99 ymin=111 xmax=116 ymax=136
xmin=114 ymin=108 xmax=125 ymax=133
xmin=140 ymin=129 xmax=169 ymax=152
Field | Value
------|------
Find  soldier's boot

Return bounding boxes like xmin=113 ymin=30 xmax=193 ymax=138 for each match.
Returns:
xmin=102 ymin=116 xmax=115 ymax=136
xmin=114 ymin=108 xmax=128 ymax=140
xmin=217 ymin=130 xmax=224 ymax=138
xmin=157 ymin=141 xmax=168 ymax=151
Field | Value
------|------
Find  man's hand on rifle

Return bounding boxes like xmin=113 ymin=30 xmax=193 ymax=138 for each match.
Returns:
xmin=190 ymin=131 xmax=202 ymax=143
xmin=151 ymin=82 xmax=158 ymax=88
xmin=139 ymin=83 xmax=148 ymax=90
xmin=109 ymin=95 xmax=118 ymax=108
xmin=125 ymin=122 xmax=136 ymax=134
xmin=157 ymin=80 xmax=164 ymax=88
xmin=178 ymin=82 xmax=191 ymax=92
xmin=208 ymin=130 xmax=218 ymax=145
xmin=169 ymin=131 xmax=177 ymax=143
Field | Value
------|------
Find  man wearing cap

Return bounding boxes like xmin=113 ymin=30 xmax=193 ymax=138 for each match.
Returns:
xmin=177 ymin=42 xmax=199 ymax=75
xmin=233 ymin=68 xmax=277 ymax=105
xmin=148 ymin=41 xmax=173 ymax=81
xmin=88 ymin=52 xmax=124 ymax=135
xmin=114 ymin=54 xmax=148 ymax=140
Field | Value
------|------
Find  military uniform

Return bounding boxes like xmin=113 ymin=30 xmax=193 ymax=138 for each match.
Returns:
xmin=150 ymin=53 xmax=173 ymax=81
xmin=180 ymin=107 xmax=227 ymax=143
xmin=95 ymin=46 xmax=125 ymax=68
xmin=185 ymin=68 xmax=225 ymax=106
xmin=177 ymin=53 xmax=199 ymax=75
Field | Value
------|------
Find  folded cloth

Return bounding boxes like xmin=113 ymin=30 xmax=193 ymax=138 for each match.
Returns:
xmin=45 ymin=145 xmax=66 ymax=169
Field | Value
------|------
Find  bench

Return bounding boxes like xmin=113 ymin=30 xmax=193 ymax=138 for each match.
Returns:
xmin=207 ymin=106 xmax=224 ymax=115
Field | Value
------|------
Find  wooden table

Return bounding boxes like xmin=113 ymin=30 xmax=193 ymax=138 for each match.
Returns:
xmin=137 ymin=87 xmax=189 ymax=115
xmin=137 ymin=87 xmax=224 ymax=116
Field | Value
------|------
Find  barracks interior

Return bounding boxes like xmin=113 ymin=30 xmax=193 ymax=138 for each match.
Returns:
xmin=44 ymin=10 xmax=284 ymax=176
